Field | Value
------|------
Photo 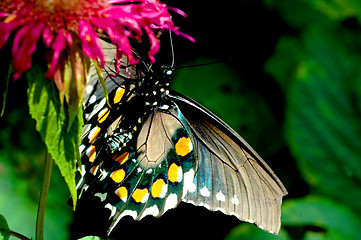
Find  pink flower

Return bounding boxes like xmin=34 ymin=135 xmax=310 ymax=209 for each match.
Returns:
xmin=0 ymin=0 xmax=193 ymax=81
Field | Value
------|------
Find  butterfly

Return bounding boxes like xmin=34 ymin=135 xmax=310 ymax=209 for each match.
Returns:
xmin=76 ymin=38 xmax=287 ymax=236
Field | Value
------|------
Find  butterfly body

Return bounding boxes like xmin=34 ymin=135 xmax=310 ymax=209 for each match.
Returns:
xmin=77 ymin=40 xmax=287 ymax=236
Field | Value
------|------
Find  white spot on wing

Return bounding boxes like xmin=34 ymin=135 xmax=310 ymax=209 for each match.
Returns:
xmin=231 ymin=196 xmax=239 ymax=206
xmin=79 ymin=144 xmax=86 ymax=154
xmin=88 ymin=98 xmax=106 ymax=120
xmin=164 ymin=193 xmax=178 ymax=212
xmin=119 ymin=210 xmax=138 ymax=220
xmin=200 ymin=186 xmax=210 ymax=197
xmin=182 ymin=169 xmax=195 ymax=198
xmin=94 ymin=192 xmax=107 ymax=202
xmin=216 ymin=191 xmax=226 ymax=202
xmin=177 ymin=167 xmax=183 ymax=183
xmin=140 ymin=205 xmax=159 ymax=219
xmin=85 ymin=85 xmax=93 ymax=94
xmin=105 ymin=203 xmax=117 ymax=218
xmin=89 ymin=95 xmax=97 ymax=104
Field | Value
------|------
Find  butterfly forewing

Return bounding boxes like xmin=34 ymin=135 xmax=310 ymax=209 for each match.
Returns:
xmin=168 ymin=91 xmax=287 ymax=234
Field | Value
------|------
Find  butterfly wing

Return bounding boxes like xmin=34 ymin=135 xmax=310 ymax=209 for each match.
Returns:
xmin=168 ymin=90 xmax=287 ymax=234
xmin=78 ymin=90 xmax=198 ymax=235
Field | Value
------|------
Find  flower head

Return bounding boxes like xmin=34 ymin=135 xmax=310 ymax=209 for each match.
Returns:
xmin=0 ymin=0 xmax=192 ymax=81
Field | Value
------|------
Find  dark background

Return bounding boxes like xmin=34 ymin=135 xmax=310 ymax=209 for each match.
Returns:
xmin=1 ymin=0 xmax=361 ymax=239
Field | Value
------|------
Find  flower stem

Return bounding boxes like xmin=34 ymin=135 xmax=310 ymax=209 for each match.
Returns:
xmin=0 ymin=229 xmax=32 ymax=240
xmin=36 ymin=153 xmax=53 ymax=240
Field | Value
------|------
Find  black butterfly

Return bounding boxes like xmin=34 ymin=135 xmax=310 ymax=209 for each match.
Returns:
xmin=76 ymin=39 xmax=287 ymax=236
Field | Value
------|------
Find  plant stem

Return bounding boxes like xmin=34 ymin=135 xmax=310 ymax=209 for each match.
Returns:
xmin=0 ymin=229 xmax=32 ymax=240
xmin=36 ymin=153 xmax=53 ymax=240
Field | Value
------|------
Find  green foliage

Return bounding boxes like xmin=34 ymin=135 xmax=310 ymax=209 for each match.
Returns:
xmin=78 ymin=236 xmax=107 ymax=240
xmin=27 ymin=64 xmax=82 ymax=208
xmin=230 ymin=0 xmax=361 ymax=239
xmin=0 ymin=214 xmax=10 ymax=240
xmin=173 ymin=60 xmax=282 ymax=158
xmin=282 ymin=196 xmax=361 ymax=240
xmin=0 ymin=103 xmax=72 ymax=239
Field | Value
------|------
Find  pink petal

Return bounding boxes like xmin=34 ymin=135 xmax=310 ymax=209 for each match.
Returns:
xmin=42 ymin=26 xmax=53 ymax=47
xmin=46 ymin=30 xmax=67 ymax=79
xmin=0 ymin=21 xmax=22 ymax=49
xmin=78 ymin=20 xmax=104 ymax=66
xmin=12 ymin=23 xmax=44 ymax=80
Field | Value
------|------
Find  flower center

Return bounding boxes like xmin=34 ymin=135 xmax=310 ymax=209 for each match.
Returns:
xmin=31 ymin=0 xmax=109 ymax=33
xmin=36 ymin=0 xmax=81 ymax=12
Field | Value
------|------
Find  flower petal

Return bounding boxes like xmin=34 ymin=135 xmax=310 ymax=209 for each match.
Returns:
xmin=12 ymin=22 xmax=44 ymax=80
xmin=47 ymin=30 xmax=67 ymax=79
xmin=78 ymin=20 xmax=104 ymax=66
xmin=42 ymin=26 xmax=53 ymax=47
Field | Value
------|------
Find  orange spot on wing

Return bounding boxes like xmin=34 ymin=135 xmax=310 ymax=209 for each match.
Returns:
xmin=116 ymin=186 xmax=128 ymax=202
xmin=114 ymin=152 xmax=129 ymax=165
xmin=97 ymin=108 xmax=110 ymax=123
xmin=168 ymin=163 xmax=182 ymax=183
xmin=89 ymin=126 xmax=101 ymax=143
xmin=151 ymin=179 xmax=167 ymax=198
xmin=113 ymin=87 xmax=125 ymax=104
xmin=132 ymin=188 xmax=149 ymax=203
xmin=175 ymin=137 xmax=192 ymax=157
xmin=88 ymin=145 xmax=96 ymax=162
xmin=111 ymin=169 xmax=125 ymax=183
xmin=91 ymin=165 xmax=99 ymax=175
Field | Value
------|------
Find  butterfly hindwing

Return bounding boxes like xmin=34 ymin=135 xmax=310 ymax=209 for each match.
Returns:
xmin=79 ymin=94 xmax=198 ymax=234
xmin=168 ymin=90 xmax=287 ymax=234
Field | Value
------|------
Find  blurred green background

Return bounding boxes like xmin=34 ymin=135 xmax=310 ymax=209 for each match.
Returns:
xmin=2 ymin=0 xmax=361 ymax=239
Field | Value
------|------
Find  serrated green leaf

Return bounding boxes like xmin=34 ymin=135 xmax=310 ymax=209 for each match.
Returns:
xmin=0 ymin=214 xmax=10 ymax=240
xmin=27 ymin=64 xmax=82 ymax=207
xmin=283 ymin=26 xmax=361 ymax=210
xmin=282 ymin=196 xmax=361 ymax=240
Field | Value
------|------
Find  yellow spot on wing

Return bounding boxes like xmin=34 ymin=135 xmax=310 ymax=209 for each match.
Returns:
xmin=88 ymin=145 xmax=96 ymax=162
xmin=91 ymin=165 xmax=99 ymax=175
xmin=132 ymin=188 xmax=149 ymax=203
xmin=113 ymin=87 xmax=125 ymax=104
xmin=116 ymin=187 xmax=128 ymax=202
xmin=168 ymin=163 xmax=182 ymax=183
xmin=89 ymin=126 xmax=101 ymax=143
xmin=111 ymin=169 xmax=125 ymax=183
xmin=175 ymin=137 xmax=192 ymax=157
xmin=151 ymin=179 xmax=167 ymax=198
xmin=114 ymin=152 xmax=129 ymax=165
xmin=97 ymin=108 xmax=110 ymax=123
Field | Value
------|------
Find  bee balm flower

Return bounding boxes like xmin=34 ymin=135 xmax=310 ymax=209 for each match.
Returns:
xmin=0 ymin=0 xmax=192 ymax=82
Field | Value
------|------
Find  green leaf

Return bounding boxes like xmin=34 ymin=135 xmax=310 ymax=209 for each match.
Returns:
xmin=27 ymin=64 xmax=82 ymax=207
xmin=0 ymin=214 xmax=10 ymax=240
xmin=301 ymin=0 xmax=361 ymax=22
xmin=281 ymin=26 xmax=361 ymax=210
xmin=282 ymin=196 xmax=361 ymax=240
xmin=78 ymin=236 xmax=107 ymax=240
xmin=225 ymin=224 xmax=290 ymax=240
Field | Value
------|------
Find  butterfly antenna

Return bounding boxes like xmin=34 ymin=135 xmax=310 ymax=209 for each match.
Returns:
xmin=169 ymin=30 xmax=175 ymax=68
xmin=177 ymin=60 xmax=225 ymax=69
